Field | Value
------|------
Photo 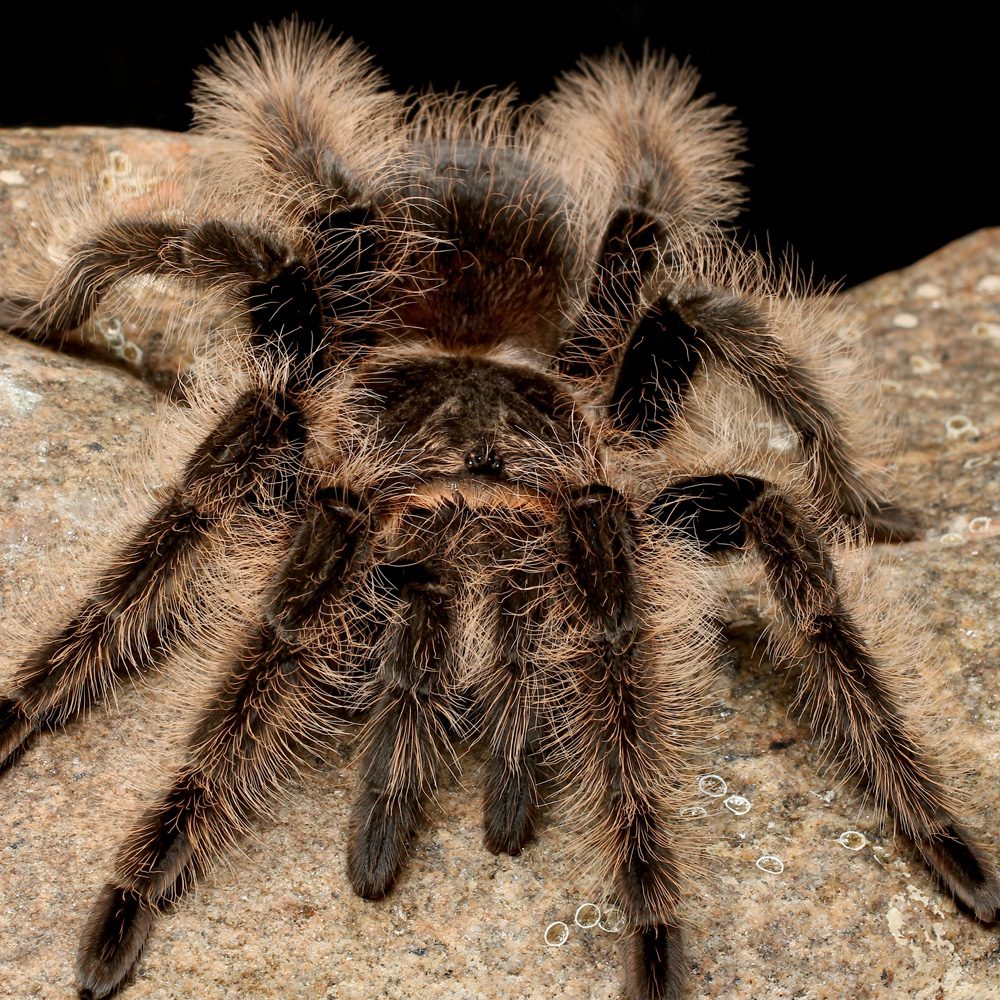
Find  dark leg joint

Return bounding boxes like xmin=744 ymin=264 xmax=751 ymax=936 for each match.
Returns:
xmin=375 ymin=561 xmax=444 ymax=602
xmin=648 ymin=475 xmax=766 ymax=553
xmin=559 ymin=207 xmax=665 ymax=381
xmin=608 ymin=298 xmax=707 ymax=443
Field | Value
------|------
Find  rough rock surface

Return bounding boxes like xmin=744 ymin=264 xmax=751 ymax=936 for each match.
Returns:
xmin=1 ymin=129 xmax=998 ymax=1000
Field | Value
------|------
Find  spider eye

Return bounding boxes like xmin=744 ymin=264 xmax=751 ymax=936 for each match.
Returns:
xmin=463 ymin=438 xmax=504 ymax=476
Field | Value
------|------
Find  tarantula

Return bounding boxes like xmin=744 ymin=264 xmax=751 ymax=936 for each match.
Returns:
xmin=1 ymin=20 xmax=997 ymax=1000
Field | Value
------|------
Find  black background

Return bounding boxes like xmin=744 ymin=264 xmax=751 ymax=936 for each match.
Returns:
xmin=2 ymin=4 xmax=995 ymax=288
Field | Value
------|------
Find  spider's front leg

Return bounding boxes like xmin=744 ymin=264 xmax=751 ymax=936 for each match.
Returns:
xmin=478 ymin=517 xmax=553 ymax=857
xmin=345 ymin=504 xmax=470 ymax=899
xmin=0 ymin=211 xmax=375 ymax=371
xmin=76 ymin=487 xmax=370 ymax=999
xmin=0 ymin=211 xmax=372 ymax=771
xmin=0 ymin=386 xmax=303 ymax=770
xmin=545 ymin=485 xmax=710 ymax=1000
xmin=650 ymin=475 xmax=1000 ymax=920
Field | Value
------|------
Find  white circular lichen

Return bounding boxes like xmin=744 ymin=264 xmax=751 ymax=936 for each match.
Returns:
xmin=574 ymin=903 xmax=601 ymax=929
xmin=723 ymin=794 xmax=751 ymax=816
xmin=544 ymin=921 xmax=570 ymax=947
xmin=838 ymin=830 xmax=868 ymax=851
xmin=121 ymin=342 xmax=144 ymax=366
xmin=910 ymin=355 xmax=941 ymax=374
xmin=697 ymin=774 xmax=727 ymax=798
xmin=945 ymin=415 xmax=978 ymax=439
xmin=756 ymin=855 xmax=784 ymax=874
xmin=972 ymin=321 xmax=1000 ymax=340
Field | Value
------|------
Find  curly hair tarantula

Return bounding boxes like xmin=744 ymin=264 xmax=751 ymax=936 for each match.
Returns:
xmin=1 ymin=20 xmax=997 ymax=1000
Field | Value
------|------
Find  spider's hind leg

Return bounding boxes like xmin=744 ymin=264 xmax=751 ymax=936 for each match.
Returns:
xmin=650 ymin=474 xmax=1000 ymax=921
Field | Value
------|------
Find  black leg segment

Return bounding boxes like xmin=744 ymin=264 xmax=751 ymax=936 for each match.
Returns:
xmin=608 ymin=301 xmax=706 ymax=442
xmin=648 ymin=475 xmax=764 ymax=552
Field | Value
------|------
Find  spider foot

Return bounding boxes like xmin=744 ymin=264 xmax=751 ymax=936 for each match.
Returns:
xmin=347 ymin=789 xmax=421 ymax=899
xmin=913 ymin=822 xmax=1000 ymax=922
xmin=842 ymin=499 xmax=920 ymax=543
xmin=0 ymin=294 xmax=45 ymax=336
xmin=77 ymin=884 xmax=155 ymax=1000
xmin=0 ymin=697 xmax=38 ymax=776
xmin=624 ymin=923 xmax=685 ymax=1000
xmin=483 ymin=762 xmax=536 ymax=856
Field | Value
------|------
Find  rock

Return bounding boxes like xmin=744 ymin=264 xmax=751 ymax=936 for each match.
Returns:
xmin=0 ymin=127 xmax=212 ymax=389
xmin=0 ymin=129 xmax=997 ymax=1000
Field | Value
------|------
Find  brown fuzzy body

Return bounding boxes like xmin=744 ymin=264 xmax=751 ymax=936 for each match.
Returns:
xmin=0 ymin=19 xmax=996 ymax=1000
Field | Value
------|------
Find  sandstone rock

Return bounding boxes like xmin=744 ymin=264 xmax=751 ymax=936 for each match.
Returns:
xmin=0 ymin=129 xmax=997 ymax=1000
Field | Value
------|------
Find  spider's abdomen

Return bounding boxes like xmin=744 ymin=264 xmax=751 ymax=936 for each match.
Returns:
xmin=394 ymin=142 xmax=585 ymax=358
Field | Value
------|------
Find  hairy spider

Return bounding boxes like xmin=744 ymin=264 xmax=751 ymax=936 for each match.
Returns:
xmin=1 ymin=20 xmax=997 ymax=1000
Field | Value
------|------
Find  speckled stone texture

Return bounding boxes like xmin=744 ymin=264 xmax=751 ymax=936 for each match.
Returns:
xmin=1 ymin=130 xmax=998 ymax=1000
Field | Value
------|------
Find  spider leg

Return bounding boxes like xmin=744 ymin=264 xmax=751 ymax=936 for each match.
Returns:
xmin=0 ymin=387 xmax=304 ymax=772
xmin=548 ymin=485 xmax=702 ymax=1000
xmin=557 ymin=208 xmax=665 ymax=382
xmin=622 ymin=292 xmax=916 ymax=541
xmin=650 ymin=474 xmax=1000 ymax=920
xmin=0 ymin=206 xmax=377 ymax=770
xmin=76 ymin=488 xmax=368 ymax=1000
xmin=2 ymin=25 xmax=403 ymax=367
xmin=479 ymin=557 xmax=548 ymax=856
xmin=556 ymin=208 xmax=913 ymax=541
xmin=346 ymin=523 xmax=462 ymax=900
xmin=0 ymin=214 xmax=375 ymax=374
xmin=192 ymin=20 xmax=402 ymax=220
xmin=539 ymin=48 xmax=743 ymax=377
